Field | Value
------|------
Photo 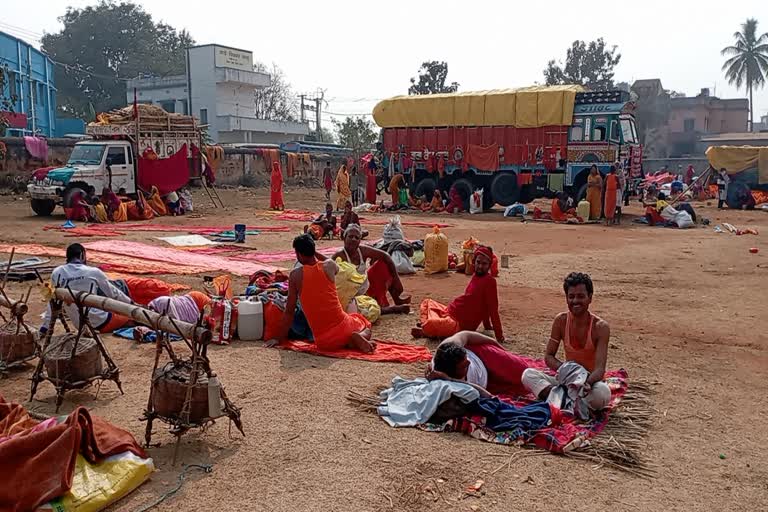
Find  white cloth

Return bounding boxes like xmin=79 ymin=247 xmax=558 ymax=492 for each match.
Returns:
xmin=43 ymin=262 xmax=132 ymax=329
xmin=522 ymin=364 xmax=611 ymax=414
xmin=717 ymin=173 xmax=730 ymax=201
xmin=430 ymin=349 xmax=488 ymax=389
xmin=377 ymin=376 xmax=480 ymax=427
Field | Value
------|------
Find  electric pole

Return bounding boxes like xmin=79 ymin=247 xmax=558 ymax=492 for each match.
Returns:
xmin=315 ymin=90 xmax=324 ymax=142
xmin=298 ymin=91 xmax=324 ymax=141
xmin=299 ymin=94 xmax=305 ymax=123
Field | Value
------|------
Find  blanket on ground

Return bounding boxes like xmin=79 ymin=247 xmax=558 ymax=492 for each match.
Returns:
xmin=113 ymin=327 xmax=181 ymax=343
xmin=419 ymin=360 xmax=628 ymax=453
xmin=274 ymin=339 xmax=431 ymax=363
xmin=0 ymin=396 xmax=146 ymax=512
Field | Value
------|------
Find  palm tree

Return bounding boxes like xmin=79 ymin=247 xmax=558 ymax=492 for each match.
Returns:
xmin=721 ymin=18 xmax=768 ymax=131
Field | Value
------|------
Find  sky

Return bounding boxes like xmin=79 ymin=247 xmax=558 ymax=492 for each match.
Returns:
xmin=2 ymin=0 xmax=768 ymax=130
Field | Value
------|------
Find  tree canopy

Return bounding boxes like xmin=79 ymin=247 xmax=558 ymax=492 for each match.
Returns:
xmin=544 ymin=39 xmax=621 ymax=91
xmin=253 ymin=62 xmax=298 ymax=122
xmin=722 ymin=18 xmax=768 ymax=129
xmin=408 ymin=61 xmax=459 ymax=95
xmin=333 ymin=117 xmax=377 ymax=159
xmin=41 ymin=0 xmax=193 ymax=118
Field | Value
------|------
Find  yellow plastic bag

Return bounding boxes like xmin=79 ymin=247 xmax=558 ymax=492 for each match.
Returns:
xmin=354 ymin=295 xmax=381 ymax=323
xmin=38 ymin=452 xmax=154 ymax=512
xmin=335 ymin=258 xmax=368 ymax=308
xmin=411 ymin=250 xmax=425 ymax=267
xmin=424 ymin=227 xmax=449 ymax=275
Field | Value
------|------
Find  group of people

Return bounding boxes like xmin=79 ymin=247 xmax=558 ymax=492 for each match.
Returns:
xmin=263 ymin=231 xmax=612 ymax=412
xmin=584 ymin=164 xmax=627 ymax=225
xmin=64 ymin=185 xmax=190 ymax=223
xmin=321 ymin=162 xmax=378 ymax=208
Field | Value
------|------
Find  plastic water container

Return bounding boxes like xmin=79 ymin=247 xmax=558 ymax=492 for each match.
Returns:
xmin=577 ymin=200 xmax=590 ymax=220
xmin=237 ymin=298 xmax=264 ymax=341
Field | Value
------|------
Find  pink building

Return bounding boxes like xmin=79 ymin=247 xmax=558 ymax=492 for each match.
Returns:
xmin=668 ymin=89 xmax=748 ymax=155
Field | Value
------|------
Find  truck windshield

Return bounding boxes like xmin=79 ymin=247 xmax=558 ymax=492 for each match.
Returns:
xmin=68 ymin=144 xmax=106 ymax=165
xmin=620 ymin=119 xmax=636 ymax=144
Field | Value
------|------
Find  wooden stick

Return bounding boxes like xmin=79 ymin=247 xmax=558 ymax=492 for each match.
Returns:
xmin=53 ymin=288 xmax=212 ymax=344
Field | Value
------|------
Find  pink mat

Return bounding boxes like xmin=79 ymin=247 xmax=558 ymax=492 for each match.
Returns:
xmin=79 ymin=223 xmax=292 ymax=233
xmin=232 ymin=246 xmax=341 ymax=264
xmin=83 ymin=240 xmax=284 ymax=275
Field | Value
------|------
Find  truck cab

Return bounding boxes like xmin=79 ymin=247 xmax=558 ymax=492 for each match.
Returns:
xmin=27 ymin=140 xmax=137 ymax=216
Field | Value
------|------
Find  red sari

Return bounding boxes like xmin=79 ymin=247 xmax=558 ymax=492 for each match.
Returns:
xmin=270 ymin=161 xmax=284 ymax=210
xmin=365 ymin=167 xmax=377 ymax=204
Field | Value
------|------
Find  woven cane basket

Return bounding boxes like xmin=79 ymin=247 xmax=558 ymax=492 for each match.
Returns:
xmin=44 ymin=334 xmax=103 ymax=382
xmin=152 ymin=362 xmax=214 ymax=423
xmin=0 ymin=323 xmax=37 ymax=363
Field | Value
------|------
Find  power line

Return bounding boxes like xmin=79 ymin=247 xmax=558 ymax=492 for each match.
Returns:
xmin=0 ymin=21 xmax=44 ymax=39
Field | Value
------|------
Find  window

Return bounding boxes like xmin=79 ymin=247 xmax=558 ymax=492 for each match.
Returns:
xmin=610 ymin=120 xmax=620 ymax=142
xmin=593 ymin=126 xmax=607 ymax=142
xmin=179 ymin=99 xmax=188 ymax=115
xmin=106 ymin=147 xmax=126 ymax=166
xmin=159 ymin=100 xmax=175 ymax=113
xmin=569 ymin=126 xmax=584 ymax=141
xmin=584 ymin=118 xmax=592 ymax=141
xmin=683 ymin=119 xmax=695 ymax=132
xmin=126 ymin=146 xmax=133 ymax=165
xmin=620 ymin=119 xmax=636 ymax=143
xmin=199 ymin=108 xmax=208 ymax=125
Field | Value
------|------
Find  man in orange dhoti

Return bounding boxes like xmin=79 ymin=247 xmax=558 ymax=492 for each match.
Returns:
xmin=265 ymin=235 xmax=375 ymax=353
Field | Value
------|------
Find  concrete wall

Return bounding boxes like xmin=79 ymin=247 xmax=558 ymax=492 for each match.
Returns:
xmin=0 ymin=136 xmax=75 ymax=189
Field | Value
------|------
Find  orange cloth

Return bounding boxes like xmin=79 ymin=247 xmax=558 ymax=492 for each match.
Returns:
xmin=419 ymin=298 xmax=460 ymax=338
xmin=466 ymin=144 xmax=500 ymax=172
xmin=99 ymin=313 xmax=129 ymax=333
xmin=604 ymin=173 xmax=618 ymax=220
xmin=187 ymin=291 xmax=211 ymax=311
xmin=146 ymin=186 xmax=167 ymax=216
xmin=551 ymin=198 xmax=568 ymax=222
xmin=563 ymin=312 xmax=598 ymax=372
xmin=127 ymin=192 xmax=153 ymax=221
xmin=0 ymin=397 xmax=147 ymax=512
xmin=270 ymin=161 xmax=285 ymax=209
xmin=389 ymin=174 xmax=404 ymax=205
xmin=273 ymin=339 xmax=432 ymax=363
xmin=205 ymin=145 xmax=224 ymax=172
xmin=112 ymin=201 xmax=128 ymax=223
xmin=586 ymin=173 xmax=603 ymax=219
xmin=299 ymin=262 xmax=371 ymax=351
xmin=121 ymin=276 xmax=188 ymax=306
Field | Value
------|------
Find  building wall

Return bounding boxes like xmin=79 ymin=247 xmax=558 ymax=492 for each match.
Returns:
xmin=0 ymin=137 xmax=75 ymax=188
xmin=188 ymin=45 xmax=218 ymax=136
xmin=0 ymin=31 xmax=56 ymax=137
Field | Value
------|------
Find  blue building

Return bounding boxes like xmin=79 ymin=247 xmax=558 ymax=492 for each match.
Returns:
xmin=0 ymin=30 xmax=56 ymax=137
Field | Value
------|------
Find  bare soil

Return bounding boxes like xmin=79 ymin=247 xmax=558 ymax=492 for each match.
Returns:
xmin=0 ymin=186 xmax=766 ymax=512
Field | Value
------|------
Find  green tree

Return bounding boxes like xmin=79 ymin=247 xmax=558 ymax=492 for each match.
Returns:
xmin=333 ymin=116 xmax=377 ymax=160
xmin=408 ymin=61 xmax=459 ymax=95
xmin=544 ymin=39 xmax=621 ymax=91
xmin=308 ymin=127 xmax=336 ymax=144
xmin=721 ymin=18 xmax=768 ymax=130
xmin=41 ymin=0 xmax=194 ymax=118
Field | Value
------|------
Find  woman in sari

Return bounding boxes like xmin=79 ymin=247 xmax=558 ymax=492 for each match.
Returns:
xmin=389 ymin=173 xmax=405 ymax=207
xmin=335 ymin=164 xmax=351 ymax=210
xmin=586 ymin=164 xmax=603 ymax=220
xmin=270 ymin=161 xmax=285 ymax=210
xmin=603 ymin=166 xmax=618 ymax=225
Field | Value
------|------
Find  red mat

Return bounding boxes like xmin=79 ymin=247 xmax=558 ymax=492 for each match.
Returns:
xmin=83 ymin=240 xmax=283 ymax=275
xmin=359 ymin=218 xmax=454 ymax=228
xmin=275 ymin=339 xmax=432 ymax=363
xmin=63 ymin=223 xmax=291 ymax=233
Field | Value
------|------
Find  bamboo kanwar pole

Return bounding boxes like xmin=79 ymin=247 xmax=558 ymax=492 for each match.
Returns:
xmin=54 ymin=288 xmax=212 ymax=344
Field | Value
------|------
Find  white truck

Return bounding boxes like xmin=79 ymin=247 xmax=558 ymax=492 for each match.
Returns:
xmin=27 ymin=110 xmax=201 ymax=216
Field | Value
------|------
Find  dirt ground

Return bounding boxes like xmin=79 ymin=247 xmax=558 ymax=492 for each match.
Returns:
xmin=1 ymin=186 xmax=766 ymax=512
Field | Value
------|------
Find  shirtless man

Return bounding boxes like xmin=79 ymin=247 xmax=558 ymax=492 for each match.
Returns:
xmin=521 ymin=272 xmax=611 ymax=411
xmin=321 ymin=223 xmax=410 ymax=314
xmin=427 ymin=331 xmax=530 ymax=397
xmin=304 ymin=203 xmax=337 ymax=240
xmin=265 ymin=234 xmax=375 ymax=353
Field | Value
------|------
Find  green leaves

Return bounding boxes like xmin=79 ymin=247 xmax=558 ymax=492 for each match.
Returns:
xmin=544 ymin=38 xmax=621 ymax=92
xmin=408 ymin=61 xmax=459 ymax=95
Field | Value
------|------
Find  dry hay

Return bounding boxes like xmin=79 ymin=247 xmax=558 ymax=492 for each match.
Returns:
xmin=347 ymin=379 xmax=657 ymax=478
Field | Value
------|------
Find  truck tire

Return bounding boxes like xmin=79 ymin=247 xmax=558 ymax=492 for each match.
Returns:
xmin=491 ymin=172 xmax=519 ymax=206
xmin=452 ymin=178 xmax=474 ymax=211
xmin=30 ymin=198 xmax=56 ymax=216
xmin=413 ymin=177 xmax=437 ymax=202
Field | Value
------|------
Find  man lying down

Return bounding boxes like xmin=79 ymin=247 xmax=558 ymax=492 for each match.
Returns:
xmin=422 ymin=272 xmax=611 ymax=422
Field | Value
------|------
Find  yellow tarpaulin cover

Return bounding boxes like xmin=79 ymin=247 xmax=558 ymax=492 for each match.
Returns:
xmin=372 ymin=85 xmax=584 ymax=128
xmin=705 ymin=146 xmax=768 ymax=185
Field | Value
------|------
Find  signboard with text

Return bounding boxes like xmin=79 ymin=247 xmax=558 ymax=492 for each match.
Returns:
xmin=214 ymin=46 xmax=253 ymax=72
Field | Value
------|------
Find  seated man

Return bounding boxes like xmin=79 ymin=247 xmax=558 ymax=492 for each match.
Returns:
xmin=339 ymin=201 xmax=368 ymax=239
xmin=412 ymin=245 xmax=503 ymax=341
xmin=421 ymin=189 xmax=444 ymax=212
xmin=427 ymin=331 xmax=530 ymax=396
xmin=550 ymin=192 xmax=574 ymax=222
xmin=304 ymin=203 xmax=337 ymax=240
xmin=521 ymin=272 xmax=611 ymax=411
xmin=323 ymin=223 xmax=410 ymax=315
xmin=41 ymin=243 xmax=134 ymax=334
xmin=643 ymin=191 xmax=668 ymax=226
xmin=265 ymin=235 xmax=375 ymax=353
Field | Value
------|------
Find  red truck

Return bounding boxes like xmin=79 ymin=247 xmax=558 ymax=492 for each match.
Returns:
xmin=373 ymin=86 xmax=642 ymax=210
